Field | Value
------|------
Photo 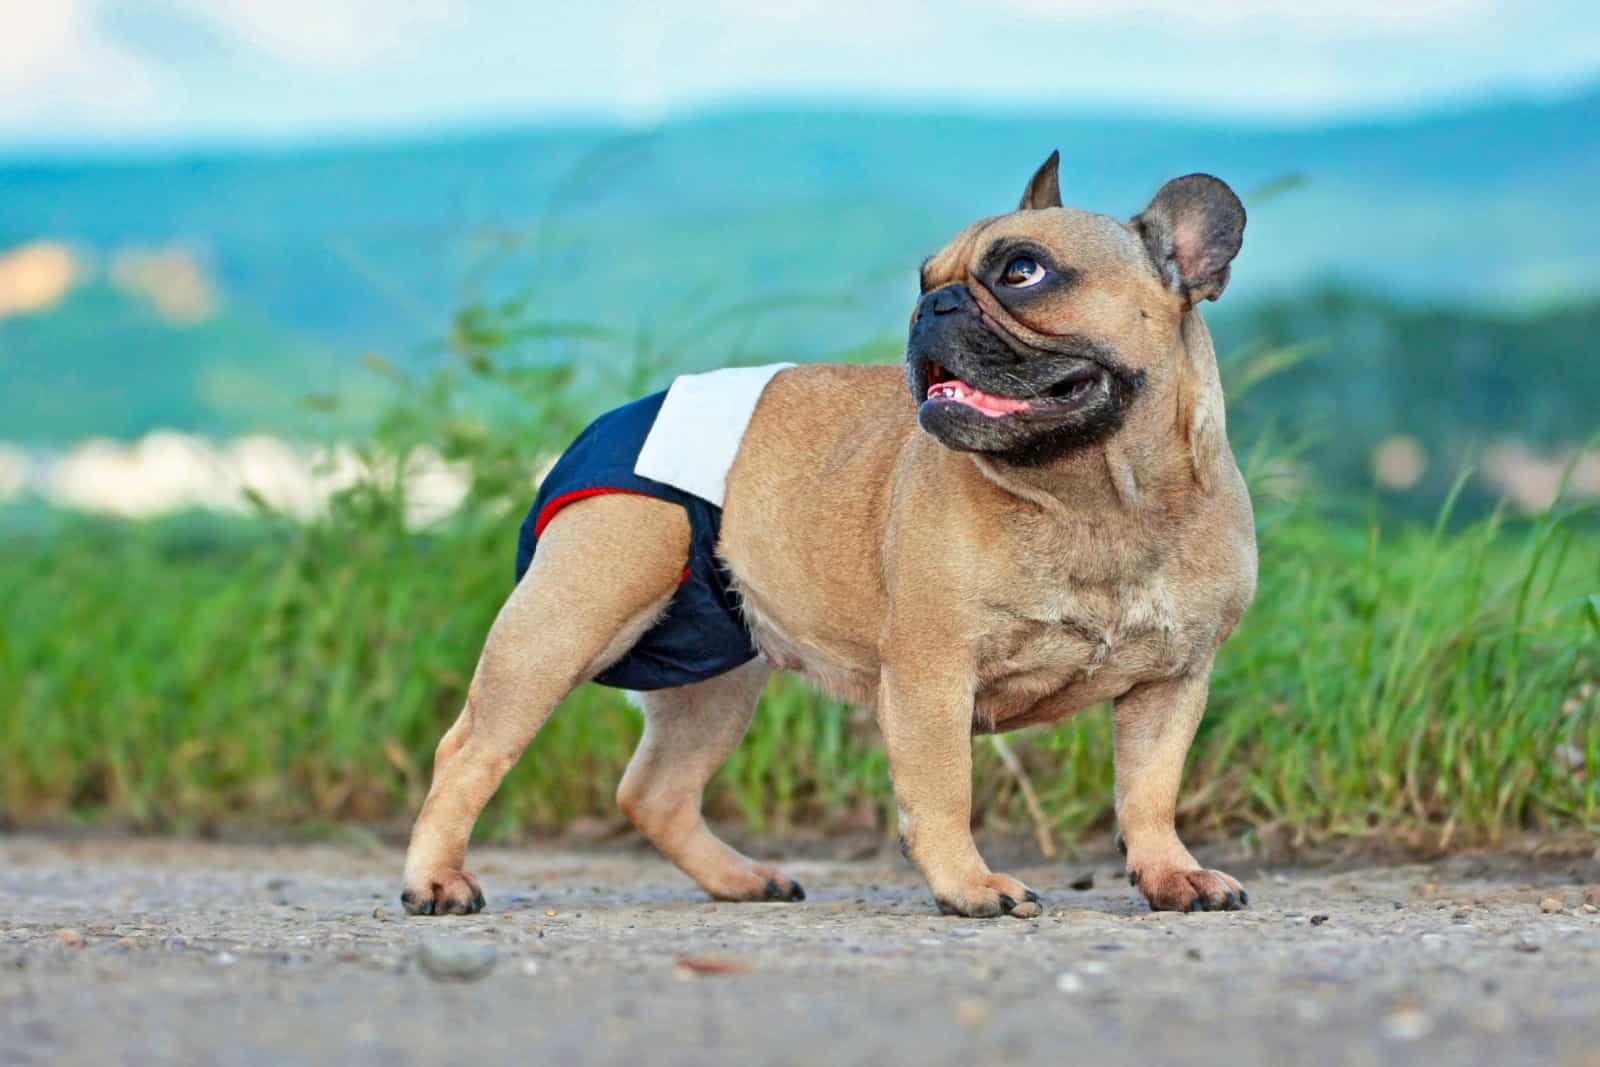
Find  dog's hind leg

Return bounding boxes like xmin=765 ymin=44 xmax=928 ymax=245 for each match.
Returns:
xmin=616 ymin=659 xmax=805 ymax=902
xmin=400 ymin=494 xmax=690 ymax=916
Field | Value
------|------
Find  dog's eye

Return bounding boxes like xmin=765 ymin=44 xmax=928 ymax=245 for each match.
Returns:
xmin=1000 ymin=256 xmax=1046 ymax=288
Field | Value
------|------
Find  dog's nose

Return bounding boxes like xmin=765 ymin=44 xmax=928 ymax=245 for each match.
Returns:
xmin=921 ymin=284 xmax=969 ymax=317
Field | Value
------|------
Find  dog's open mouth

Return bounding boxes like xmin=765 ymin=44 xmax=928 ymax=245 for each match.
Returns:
xmin=924 ymin=360 xmax=1102 ymax=418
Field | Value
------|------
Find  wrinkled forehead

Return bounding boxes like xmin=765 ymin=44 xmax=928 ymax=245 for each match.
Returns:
xmin=922 ymin=208 xmax=1149 ymax=286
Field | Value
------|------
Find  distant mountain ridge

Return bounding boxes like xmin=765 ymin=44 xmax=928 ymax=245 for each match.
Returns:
xmin=1 ymin=84 xmax=1596 ymax=443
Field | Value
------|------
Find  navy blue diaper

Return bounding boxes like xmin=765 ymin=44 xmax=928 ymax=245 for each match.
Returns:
xmin=515 ymin=391 xmax=759 ymax=690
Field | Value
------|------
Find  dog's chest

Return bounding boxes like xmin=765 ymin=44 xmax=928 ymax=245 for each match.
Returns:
xmin=973 ymin=570 xmax=1207 ymax=725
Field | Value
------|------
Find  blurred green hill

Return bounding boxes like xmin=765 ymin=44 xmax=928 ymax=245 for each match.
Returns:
xmin=1 ymin=85 xmax=1596 ymax=510
xmin=0 ymin=280 xmax=359 ymax=441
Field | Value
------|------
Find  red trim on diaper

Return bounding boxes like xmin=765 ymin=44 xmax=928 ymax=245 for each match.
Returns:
xmin=532 ymin=487 xmax=648 ymax=537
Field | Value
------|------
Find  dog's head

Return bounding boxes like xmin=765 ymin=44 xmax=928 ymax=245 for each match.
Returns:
xmin=906 ymin=151 xmax=1245 ymax=467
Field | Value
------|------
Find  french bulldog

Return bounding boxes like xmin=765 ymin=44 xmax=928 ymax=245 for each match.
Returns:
xmin=401 ymin=151 xmax=1256 ymax=918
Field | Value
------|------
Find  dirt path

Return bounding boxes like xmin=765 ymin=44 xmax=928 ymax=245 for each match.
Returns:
xmin=3 ymin=835 xmax=1598 ymax=1066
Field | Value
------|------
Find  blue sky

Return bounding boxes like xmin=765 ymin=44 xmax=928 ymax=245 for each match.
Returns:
xmin=3 ymin=0 xmax=1597 ymax=146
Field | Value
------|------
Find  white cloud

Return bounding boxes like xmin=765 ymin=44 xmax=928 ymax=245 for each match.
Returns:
xmin=988 ymin=0 xmax=1493 ymax=25
xmin=0 ymin=0 xmax=158 ymax=128
xmin=178 ymin=0 xmax=457 ymax=73
xmin=0 ymin=0 xmax=1594 ymax=142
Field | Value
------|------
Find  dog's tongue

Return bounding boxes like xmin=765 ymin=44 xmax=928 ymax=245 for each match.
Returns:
xmin=926 ymin=379 xmax=1031 ymax=417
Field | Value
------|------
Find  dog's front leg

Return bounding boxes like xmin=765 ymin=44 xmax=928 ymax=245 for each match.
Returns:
xmin=1113 ymin=669 xmax=1246 ymax=911
xmin=877 ymin=664 xmax=1040 ymax=918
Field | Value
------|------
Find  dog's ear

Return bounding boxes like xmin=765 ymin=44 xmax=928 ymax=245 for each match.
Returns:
xmin=1017 ymin=150 xmax=1062 ymax=211
xmin=1133 ymin=175 xmax=1245 ymax=306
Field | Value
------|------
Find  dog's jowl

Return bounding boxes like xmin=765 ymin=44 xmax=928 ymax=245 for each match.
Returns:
xmin=400 ymin=152 xmax=1257 ymax=919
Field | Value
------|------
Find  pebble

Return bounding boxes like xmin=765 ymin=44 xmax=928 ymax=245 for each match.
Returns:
xmin=956 ymin=998 xmax=988 ymax=1027
xmin=213 ymin=952 xmax=238 ymax=966
xmin=1383 ymin=1006 xmax=1434 ymax=1041
xmin=520 ymin=959 xmax=541 ymax=977
xmin=1070 ymin=872 xmax=1095 ymax=891
xmin=1055 ymin=971 xmax=1084 ymax=993
xmin=671 ymin=955 xmax=752 ymax=978
xmin=416 ymin=937 xmax=497 ymax=982
xmin=1538 ymin=896 xmax=1564 ymax=914
xmin=371 ymin=907 xmax=389 ymax=921
xmin=1584 ymin=885 xmax=1600 ymax=907
xmin=56 ymin=929 xmax=85 ymax=948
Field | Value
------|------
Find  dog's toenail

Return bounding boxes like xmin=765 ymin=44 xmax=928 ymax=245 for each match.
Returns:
xmin=1190 ymin=898 xmax=1205 ymax=912
xmin=764 ymin=879 xmax=784 ymax=900
xmin=1224 ymin=891 xmax=1238 ymax=910
xmin=788 ymin=882 xmax=806 ymax=902
xmin=998 ymin=894 xmax=1017 ymax=912
xmin=1239 ymin=890 xmax=1249 ymax=907
xmin=1128 ymin=871 xmax=1140 ymax=886
xmin=1025 ymin=889 xmax=1041 ymax=904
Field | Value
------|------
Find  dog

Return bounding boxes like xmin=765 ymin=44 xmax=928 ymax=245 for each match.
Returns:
xmin=400 ymin=151 xmax=1257 ymax=918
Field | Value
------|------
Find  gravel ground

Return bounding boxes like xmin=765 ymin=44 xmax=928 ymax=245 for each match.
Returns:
xmin=3 ymin=834 xmax=1599 ymax=1066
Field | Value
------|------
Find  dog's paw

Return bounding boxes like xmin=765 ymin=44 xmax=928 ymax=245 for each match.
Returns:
xmin=1131 ymin=865 xmax=1246 ymax=912
xmin=706 ymin=863 xmax=807 ymax=903
xmin=400 ymin=868 xmax=486 ymax=916
xmin=933 ymin=873 xmax=1043 ymax=919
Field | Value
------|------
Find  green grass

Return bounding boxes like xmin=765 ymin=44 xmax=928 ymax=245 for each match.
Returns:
xmin=2 ymin=311 xmax=1596 ymax=853
xmin=2 ymin=442 xmax=1594 ymax=853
